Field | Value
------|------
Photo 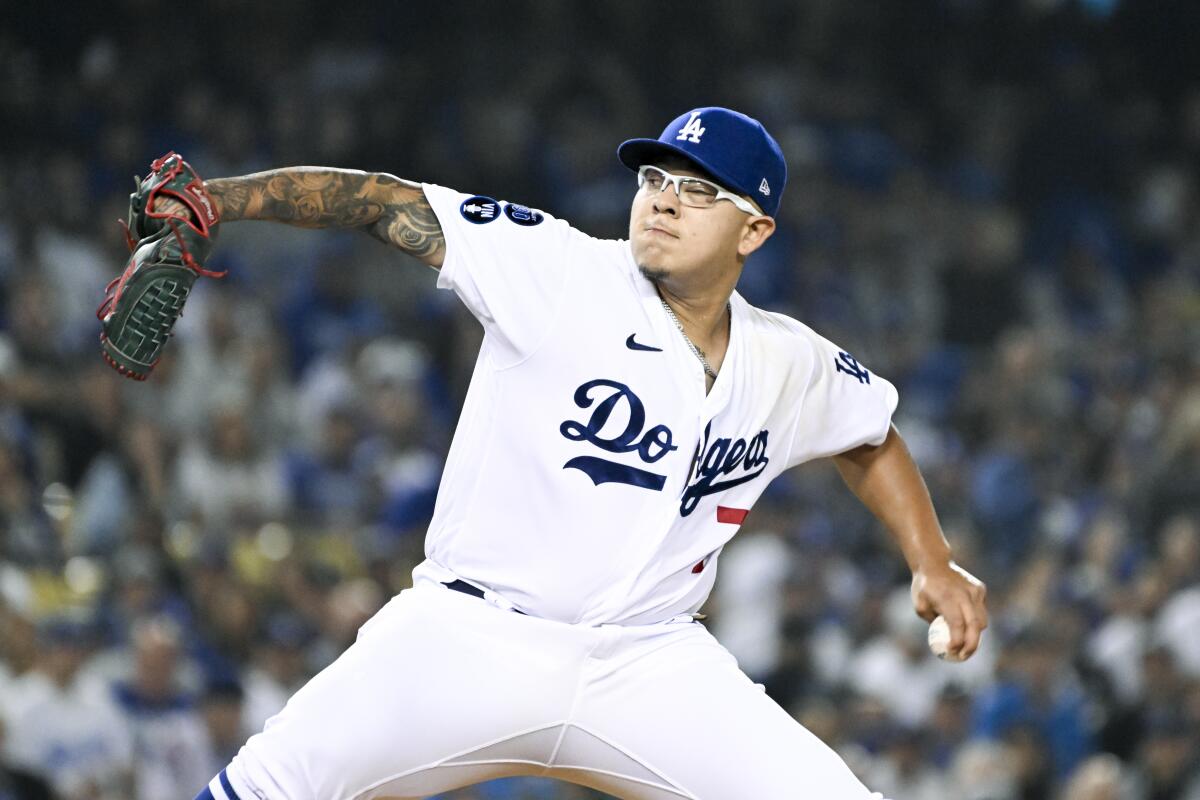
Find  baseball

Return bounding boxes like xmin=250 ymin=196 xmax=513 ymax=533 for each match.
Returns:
xmin=927 ymin=615 xmax=964 ymax=661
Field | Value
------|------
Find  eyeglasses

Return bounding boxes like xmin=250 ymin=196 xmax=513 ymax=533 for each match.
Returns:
xmin=637 ymin=165 xmax=760 ymax=215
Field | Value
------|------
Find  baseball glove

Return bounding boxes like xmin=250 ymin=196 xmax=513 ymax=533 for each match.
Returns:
xmin=97 ymin=153 xmax=224 ymax=380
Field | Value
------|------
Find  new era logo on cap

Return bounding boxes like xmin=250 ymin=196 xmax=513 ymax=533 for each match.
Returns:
xmin=617 ymin=106 xmax=787 ymax=217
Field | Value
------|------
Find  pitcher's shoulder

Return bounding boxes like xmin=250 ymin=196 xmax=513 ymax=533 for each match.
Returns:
xmin=739 ymin=301 xmax=829 ymax=350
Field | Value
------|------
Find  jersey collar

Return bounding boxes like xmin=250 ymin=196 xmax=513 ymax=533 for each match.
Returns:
xmin=623 ymin=242 xmax=742 ymax=416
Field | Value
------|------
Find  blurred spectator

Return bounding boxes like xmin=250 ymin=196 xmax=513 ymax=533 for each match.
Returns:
xmin=241 ymin=613 xmax=316 ymax=734
xmin=97 ymin=544 xmax=191 ymax=647
xmin=848 ymin=588 xmax=955 ymax=727
xmin=183 ymin=555 xmax=260 ymax=671
xmin=354 ymin=338 xmax=441 ymax=535
xmin=3 ymin=275 xmax=74 ymax=372
xmin=0 ymin=617 xmax=133 ymax=800
xmin=973 ymin=625 xmax=1095 ymax=782
xmin=134 ymin=287 xmax=297 ymax=450
xmin=281 ymin=253 xmax=387 ymax=376
xmin=708 ymin=526 xmax=790 ymax=684
xmin=173 ymin=396 xmax=290 ymax=529
xmin=926 ymin=686 xmax=973 ymax=770
xmin=33 ymin=154 xmax=112 ymax=353
xmin=1101 ymin=644 xmax=1189 ymax=764
xmin=199 ymin=677 xmax=248 ymax=776
xmin=111 ymin=616 xmax=213 ymax=800
xmin=0 ymin=435 xmax=55 ymax=565
xmin=939 ymin=206 xmax=1024 ymax=351
xmin=286 ymin=398 xmax=372 ymax=528
xmin=862 ymin=725 xmax=948 ymax=800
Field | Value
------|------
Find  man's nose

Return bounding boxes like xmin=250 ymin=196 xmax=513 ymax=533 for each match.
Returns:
xmin=652 ymin=188 xmax=680 ymax=216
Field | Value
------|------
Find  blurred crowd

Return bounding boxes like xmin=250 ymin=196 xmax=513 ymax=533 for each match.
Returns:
xmin=2 ymin=1 xmax=1199 ymax=799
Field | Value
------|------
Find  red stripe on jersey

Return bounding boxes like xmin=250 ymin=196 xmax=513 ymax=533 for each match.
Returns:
xmin=716 ymin=506 xmax=749 ymax=525
xmin=692 ymin=559 xmax=706 ymax=573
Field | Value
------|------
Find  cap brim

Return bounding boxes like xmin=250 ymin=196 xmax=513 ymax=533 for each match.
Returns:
xmin=617 ymin=138 xmax=751 ymax=206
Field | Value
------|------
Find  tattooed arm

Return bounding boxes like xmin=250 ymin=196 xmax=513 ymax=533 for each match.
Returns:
xmin=201 ymin=168 xmax=446 ymax=267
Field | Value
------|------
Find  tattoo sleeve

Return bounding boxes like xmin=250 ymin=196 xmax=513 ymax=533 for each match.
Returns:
xmin=205 ymin=168 xmax=445 ymax=263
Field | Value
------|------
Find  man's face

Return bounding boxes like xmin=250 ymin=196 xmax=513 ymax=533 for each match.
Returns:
xmin=628 ymin=157 xmax=762 ymax=283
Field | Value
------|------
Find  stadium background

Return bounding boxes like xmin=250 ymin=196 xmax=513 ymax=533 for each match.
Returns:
xmin=2 ymin=1 xmax=1199 ymax=798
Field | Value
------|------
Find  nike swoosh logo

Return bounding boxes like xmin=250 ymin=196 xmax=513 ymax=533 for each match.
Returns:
xmin=626 ymin=334 xmax=663 ymax=352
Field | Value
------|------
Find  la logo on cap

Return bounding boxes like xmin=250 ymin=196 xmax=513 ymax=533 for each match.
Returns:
xmin=759 ymin=178 xmax=771 ymax=196
xmin=675 ymin=112 xmax=706 ymax=144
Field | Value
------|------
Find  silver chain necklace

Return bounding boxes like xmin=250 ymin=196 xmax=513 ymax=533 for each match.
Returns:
xmin=660 ymin=297 xmax=727 ymax=381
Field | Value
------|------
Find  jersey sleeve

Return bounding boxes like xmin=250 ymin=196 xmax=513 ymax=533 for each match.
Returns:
xmin=786 ymin=334 xmax=899 ymax=468
xmin=422 ymin=183 xmax=578 ymax=364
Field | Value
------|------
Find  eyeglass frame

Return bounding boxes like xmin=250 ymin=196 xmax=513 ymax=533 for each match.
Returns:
xmin=636 ymin=165 xmax=763 ymax=216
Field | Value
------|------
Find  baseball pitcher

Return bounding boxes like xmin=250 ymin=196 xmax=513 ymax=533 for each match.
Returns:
xmin=104 ymin=107 xmax=987 ymax=799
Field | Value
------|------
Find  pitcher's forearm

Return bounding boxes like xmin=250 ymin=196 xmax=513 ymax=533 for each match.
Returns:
xmin=206 ymin=168 xmax=384 ymax=226
xmin=833 ymin=425 xmax=952 ymax=572
xmin=204 ymin=168 xmax=445 ymax=263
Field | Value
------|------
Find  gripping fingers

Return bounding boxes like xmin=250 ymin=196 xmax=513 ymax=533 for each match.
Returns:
xmin=943 ymin=607 xmax=968 ymax=658
xmin=913 ymin=562 xmax=988 ymax=659
xmin=965 ymin=585 xmax=989 ymax=658
xmin=956 ymin=603 xmax=979 ymax=659
xmin=954 ymin=591 xmax=988 ymax=659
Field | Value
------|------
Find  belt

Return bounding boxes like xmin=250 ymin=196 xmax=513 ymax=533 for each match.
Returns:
xmin=442 ymin=579 xmax=527 ymax=615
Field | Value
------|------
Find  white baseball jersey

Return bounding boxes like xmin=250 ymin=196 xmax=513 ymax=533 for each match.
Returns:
xmin=216 ymin=185 xmax=897 ymax=800
xmin=414 ymin=184 xmax=898 ymax=627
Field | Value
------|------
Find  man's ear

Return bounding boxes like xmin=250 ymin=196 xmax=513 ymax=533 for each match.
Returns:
xmin=738 ymin=215 xmax=776 ymax=258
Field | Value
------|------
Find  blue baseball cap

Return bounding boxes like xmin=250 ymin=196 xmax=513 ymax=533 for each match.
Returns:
xmin=617 ymin=106 xmax=787 ymax=217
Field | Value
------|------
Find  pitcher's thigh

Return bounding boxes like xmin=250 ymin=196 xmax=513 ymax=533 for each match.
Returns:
xmin=225 ymin=587 xmax=581 ymax=800
xmin=572 ymin=627 xmax=882 ymax=800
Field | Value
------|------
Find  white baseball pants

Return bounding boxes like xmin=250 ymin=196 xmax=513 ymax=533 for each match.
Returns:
xmin=200 ymin=576 xmax=883 ymax=800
